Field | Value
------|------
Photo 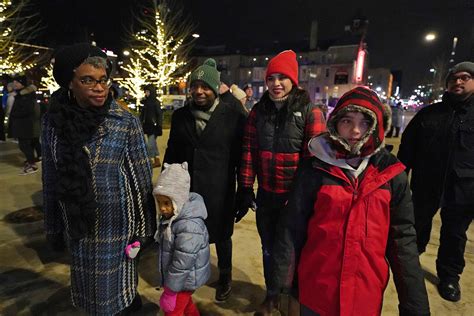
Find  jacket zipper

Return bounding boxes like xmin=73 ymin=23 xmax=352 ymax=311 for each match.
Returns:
xmin=271 ymin=113 xmax=279 ymax=191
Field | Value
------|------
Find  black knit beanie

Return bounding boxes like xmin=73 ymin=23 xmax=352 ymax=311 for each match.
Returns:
xmin=53 ymin=43 xmax=110 ymax=88
xmin=220 ymin=72 xmax=232 ymax=87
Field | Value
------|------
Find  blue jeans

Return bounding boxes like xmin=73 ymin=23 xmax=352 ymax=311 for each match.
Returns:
xmin=145 ymin=134 xmax=159 ymax=158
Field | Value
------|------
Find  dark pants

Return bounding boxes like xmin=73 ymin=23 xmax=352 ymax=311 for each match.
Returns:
xmin=436 ymin=206 xmax=473 ymax=283
xmin=412 ymin=195 xmax=440 ymax=253
xmin=256 ymin=204 xmax=294 ymax=297
xmin=215 ymin=237 xmax=232 ymax=273
xmin=0 ymin=106 xmax=5 ymax=141
xmin=18 ymin=137 xmax=41 ymax=163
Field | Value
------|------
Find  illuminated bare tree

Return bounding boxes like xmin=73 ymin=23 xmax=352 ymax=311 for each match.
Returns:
xmin=123 ymin=0 xmax=195 ymax=100
xmin=0 ymin=0 xmax=43 ymax=73
xmin=121 ymin=57 xmax=147 ymax=108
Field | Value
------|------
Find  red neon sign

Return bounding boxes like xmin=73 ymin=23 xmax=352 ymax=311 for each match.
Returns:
xmin=355 ymin=49 xmax=366 ymax=83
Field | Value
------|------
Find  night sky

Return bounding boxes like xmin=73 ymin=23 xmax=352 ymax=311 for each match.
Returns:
xmin=31 ymin=0 xmax=474 ymax=94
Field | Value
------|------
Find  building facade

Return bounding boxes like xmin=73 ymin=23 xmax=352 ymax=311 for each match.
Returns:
xmin=193 ymin=43 xmax=369 ymax=106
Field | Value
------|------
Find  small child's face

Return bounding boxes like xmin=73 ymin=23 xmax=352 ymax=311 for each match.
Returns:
xmin=156 ymin=194 xmax=174 ymax=219
xmin=336 ymin=112 xmax=371 ymax=147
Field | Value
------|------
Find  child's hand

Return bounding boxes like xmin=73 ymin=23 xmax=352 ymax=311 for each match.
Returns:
xmin=124 ymin=241 xmax=141 ymax=259
xmin=159 ymin=287 xmax=177 ymax=313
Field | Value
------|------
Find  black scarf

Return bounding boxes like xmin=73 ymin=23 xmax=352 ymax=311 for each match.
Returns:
xmin=48 ymin=88 xmax=110 ymax=239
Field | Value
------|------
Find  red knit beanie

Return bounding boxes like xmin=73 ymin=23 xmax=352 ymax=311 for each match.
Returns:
xmin=266 ymin=50 xmax=299 ymax=86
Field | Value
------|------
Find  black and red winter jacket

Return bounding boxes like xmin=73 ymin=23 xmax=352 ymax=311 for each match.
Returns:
xmin=288 ymin=147 xmax=430 ymax=316
xmin=239 ymin=88 xmax=326 ymax=196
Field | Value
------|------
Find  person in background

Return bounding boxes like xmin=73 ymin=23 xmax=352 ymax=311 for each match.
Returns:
xmin=110 ymin=82 xmax=130 ymax=112
xmin=154 ymin=162 xmax=210 ymax=316
xmin=163 ymin=58 xmax=246 ymax=302
xmin=288 ymin=86 xmax=430 ymax=316
xmin=219 ymin=71 xmax=247 ymax=115
xmin=5 ymin=82 xmax=16 ymax=120
xmin=230 ymin=84 xmax=249 ymax=114
xmin=42 ymin=43 xmax=156 ymax=315
xmin=243 ymin=83 xmax=257 ymax=112
xmin=140 ymin=84 xmax=163 ymax=168
xmin=0 ymin=75 xmax=10 ymax=142
xmin=398 ymin=61 xmax=474 ymax=302
xmin=237 ymin=50 xmax=326 ymax=315
xmin=387 ymin=101 xmax=403 ymax=137
xmin=8 ymin=73 xmax=41 ymax=174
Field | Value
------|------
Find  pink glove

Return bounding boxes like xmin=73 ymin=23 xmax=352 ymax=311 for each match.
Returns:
xmin=124 ymin=241 xmax=141 ymax=259
xmin=159 ymin=286 xmax=177 ymax=313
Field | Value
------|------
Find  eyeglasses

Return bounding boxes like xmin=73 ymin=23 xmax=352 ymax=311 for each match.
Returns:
xmin=448 ymin=74 xmax=472 ymax=84
xmin=79 ymin=77 xmax=112 ymax=89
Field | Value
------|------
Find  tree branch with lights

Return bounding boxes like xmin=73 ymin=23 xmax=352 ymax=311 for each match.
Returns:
xmin=121 ymin=57 xmax=147 ymax=108
xmin=40 ymin=64 xmax=59 ymax=94
xmin=0 ymin=0 xmax=43 ymax=74
xmin=122 ymin=0 xmax=195 ymax=102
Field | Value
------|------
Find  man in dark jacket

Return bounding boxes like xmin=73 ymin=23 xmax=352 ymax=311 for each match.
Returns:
xmin=163 ymin=58 xmax=246 ymax=302
xmin=140 ymin=84 xmax=163 ymax=168
xmin=9 ymin=74 xmax=41 ymax=175
xmin=398 ymin=61 xmax=474 ymax=302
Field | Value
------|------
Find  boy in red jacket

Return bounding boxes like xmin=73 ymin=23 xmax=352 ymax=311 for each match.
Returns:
xmin=288 ymin=87 xmax=430 ymax=316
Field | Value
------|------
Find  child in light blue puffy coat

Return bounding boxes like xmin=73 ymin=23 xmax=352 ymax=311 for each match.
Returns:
xmin=154 ymin=162 xmax=210 ymax=315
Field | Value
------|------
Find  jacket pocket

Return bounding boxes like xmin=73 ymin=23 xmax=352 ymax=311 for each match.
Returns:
xmin=459 ymin=124 xmax=474 ymax=150
xmin=364 ymin=193 xmax=391 ymax=243
xmin=454 ymin=168 xmax=474 ymax=178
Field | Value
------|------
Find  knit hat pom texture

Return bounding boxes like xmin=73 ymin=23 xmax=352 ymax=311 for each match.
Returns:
xmin=190 ymin=58 xmax=221 ymax=96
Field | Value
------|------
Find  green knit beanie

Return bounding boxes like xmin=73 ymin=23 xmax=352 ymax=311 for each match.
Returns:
xmin=189 ymin=58 xmax=220 ymax=96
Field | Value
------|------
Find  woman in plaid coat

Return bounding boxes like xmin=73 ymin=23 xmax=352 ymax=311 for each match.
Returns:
xmin=42 ymin=43 xmax=156 ymax=315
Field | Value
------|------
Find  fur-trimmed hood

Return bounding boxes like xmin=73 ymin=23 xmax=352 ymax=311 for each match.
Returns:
xmin=326 ymin=86 xmax=389 ymax=158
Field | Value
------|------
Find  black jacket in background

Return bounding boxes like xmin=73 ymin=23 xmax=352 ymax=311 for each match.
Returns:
xmin=9 ymin=85 xmax=40 ymax=139
xmin=398 ymin=93 xmax=474 ymax=206
xmin=220 ymin=90 xmax=247 ymax=116
xmin=140 ymin=90 xmax=163 ymax=136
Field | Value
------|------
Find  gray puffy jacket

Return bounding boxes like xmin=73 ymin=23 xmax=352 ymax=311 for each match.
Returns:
xmin=157 ymin=192 xmax=210 ymax=292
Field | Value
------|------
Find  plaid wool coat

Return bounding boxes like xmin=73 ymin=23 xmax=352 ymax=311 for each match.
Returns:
xmin=42 ymin=101 xmax=156 ymax=315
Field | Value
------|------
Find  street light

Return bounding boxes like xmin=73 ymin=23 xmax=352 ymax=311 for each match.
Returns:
xmin=425 ymin=33 xmax=436 ymax=41
xmin=449 ymin=36 xmax=458 ymax=64
xmin=123 ymin=50 xmax=130 ymax=57
xmin=192 ymin=33 xmax=200 ymax=38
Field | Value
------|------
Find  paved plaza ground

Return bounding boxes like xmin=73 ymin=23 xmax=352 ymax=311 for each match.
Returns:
xmin=0 ymin=127 xmax=473 ymax=315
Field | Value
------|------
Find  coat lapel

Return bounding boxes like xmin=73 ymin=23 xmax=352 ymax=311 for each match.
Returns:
xmin=182 ymin=106 xmax=200 ymax=147
xmin=199 ymin=102 xmax=226 ymax=142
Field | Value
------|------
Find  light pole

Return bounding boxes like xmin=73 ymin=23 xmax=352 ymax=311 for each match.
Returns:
xmin=429 ymin=68 xmax=436 ymax=80
xmin=449 ymin=36 xmax=458 ymax=65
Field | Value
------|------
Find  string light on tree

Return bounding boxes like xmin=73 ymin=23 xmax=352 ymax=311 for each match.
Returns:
xmin=124 ymin=0 xmax=195 ymax=101
xmin=40 ymin=64 xmax=59 ymax=94
xmin=0 ymin=0 xmax=40 ymax=73
xmin=121 ymin=57 xmax=147 ymax=108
